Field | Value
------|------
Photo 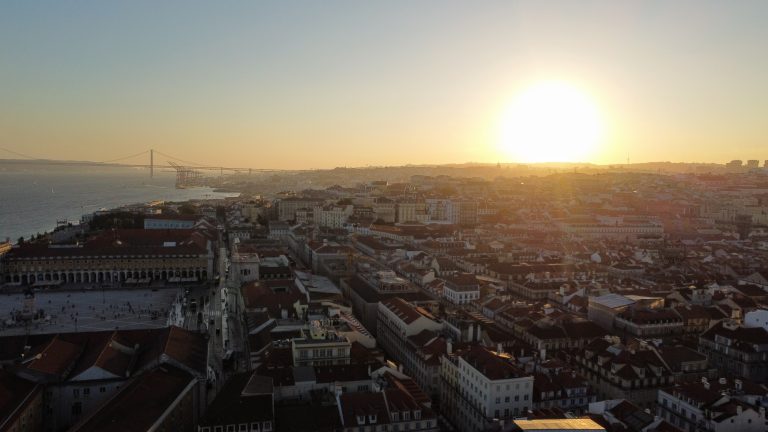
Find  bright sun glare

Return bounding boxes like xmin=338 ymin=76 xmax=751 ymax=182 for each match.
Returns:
xmin=499 ymin=81 xmax=603 ymax=163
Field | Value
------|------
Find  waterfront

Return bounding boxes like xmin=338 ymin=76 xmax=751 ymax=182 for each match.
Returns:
xmin=0 ymin=163 xmax=238 ymax=242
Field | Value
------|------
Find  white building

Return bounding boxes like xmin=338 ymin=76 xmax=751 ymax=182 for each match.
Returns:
xmin=440 ymin=345 xmax=533 ymax=431
xmin=443 ymin=273 xmax=480 ymax=305
xmin=377 ymin=298 xmax=443 ymax=394
xmin=313 ymin=204 xmax=353 ymax=228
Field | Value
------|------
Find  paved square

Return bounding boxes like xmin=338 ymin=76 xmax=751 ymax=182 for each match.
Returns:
xmin=0 ymin=288 xmax=180 ymax=336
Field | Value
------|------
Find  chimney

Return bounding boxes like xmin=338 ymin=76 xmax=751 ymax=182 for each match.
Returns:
xmin=446 ymin=340 xmax=453 ymax=355
xmin=497 ymin=343 xmax=503 ymax=354
xmin=734 ymin=379 xmax=742 ymax=390
xmin=736 ymin=405 xmax=742 ymax=415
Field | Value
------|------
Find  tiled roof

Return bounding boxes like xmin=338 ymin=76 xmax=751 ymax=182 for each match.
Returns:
xmin=381 ymin=298 xmax=425 ymax=325
xmin=70 ymin=365 xmax=195 ymax=432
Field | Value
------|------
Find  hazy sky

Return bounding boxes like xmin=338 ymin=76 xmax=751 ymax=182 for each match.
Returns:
xmin=2 ymin=1 xmax=767 ymax=169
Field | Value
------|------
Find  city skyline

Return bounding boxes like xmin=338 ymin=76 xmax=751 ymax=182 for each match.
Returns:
xmin=2 ymin=1 xmax=768 ymax=169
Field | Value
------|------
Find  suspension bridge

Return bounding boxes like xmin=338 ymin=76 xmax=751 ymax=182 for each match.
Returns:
xmin=0 ymin=147 xmax=286 ymax=188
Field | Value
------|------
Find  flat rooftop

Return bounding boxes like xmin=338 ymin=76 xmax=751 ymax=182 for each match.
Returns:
xmin=513 ymin=419 xmax=606 ymax=431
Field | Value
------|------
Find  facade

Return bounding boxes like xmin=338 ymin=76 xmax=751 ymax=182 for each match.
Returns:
xmin=69 ymin=365 xmax=199 ymax=432
xmin=277 ymin=198 xmax=324 ymax=222
xmin=613 ymin=308 xmax=685 ymax=338
xmin=657 ymin=378 xmax=768 ymax=432
xmin=4 ymin=326 xmax=208 ymax=432
xmin=558 ymin=218 xmax=664 ymax=241
xmin=0 ymin=371 xmax=43 ymax=432
xmin=568 ymin=338 xmax=674 ymax=409
xmin=144 ymin=215 xmax=197 ymax=230
xmin=440 ymin=345 xmax=534 ymax=431
xmin=376 ymin=298 xmax=443 ymax=396
xmin=698 ymin=321 xmax=768 ymax=382
xmin=291 ymin=325 xmax=352 ymax=367
xmin=337 ymin=386 xmax=439 ymax=432
xmin=313 ymin=204 xmax=353 ymax=228
xmin=342 ymin=272 xmax=436 ymax=335
xmin=2 ymin=229 xmax=214 ymax=285
xmin=198 ymin=374 xmax=274 ymax=432
xmin=443 ymin=273 xmax=480 ymax=305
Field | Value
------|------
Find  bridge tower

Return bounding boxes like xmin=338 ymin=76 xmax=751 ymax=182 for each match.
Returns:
xmin=150 ymin=149 xmax=154 ymax=178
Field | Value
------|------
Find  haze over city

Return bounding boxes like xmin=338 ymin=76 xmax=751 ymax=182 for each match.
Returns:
xmin=2 ymin=1 xmax=768 ymax=169
xmin=5 ymin=3 xmax=768 ymax=432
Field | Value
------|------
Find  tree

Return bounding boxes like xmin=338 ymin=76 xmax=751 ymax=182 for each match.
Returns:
xmin=17 ymin=236 xmax=24 ymax=245
xmin=178 ymin=203 xmax=198 ymax=215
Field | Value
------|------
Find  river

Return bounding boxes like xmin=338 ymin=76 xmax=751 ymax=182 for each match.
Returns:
xmin=0 ymin=163 xmax=238 ymax=242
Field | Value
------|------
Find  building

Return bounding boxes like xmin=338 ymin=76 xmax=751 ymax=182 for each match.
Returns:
xmin=337 ymin=376 xmax=439 ymax=432
xmin=440 ymin=345 xmax=534 ymax=431
xmin=70 ymin=365 xmax=200 ymax=432
xmin=342 ymin=272 xmax=436 ymax=335
xmin=698 ymin=321 xmax=768 ymax=382
xmin=2 ymin=228 xmax=215 ymax=285
xmin=3 ymin=326 xmax=208 ymax=432
xmin=0 ymin=371 xmax=43 ymax=432
xmin=144 ymin=214 xmax=199 ymax=230
xmin=291 ymin=324 xmax=352 ymax=367
xmin=277 ymin=198 xmax=324 ymax=222
xmin=557 ymin=217 xmax=664 ymax=242
xmin=443 ymin=273 xmax=481 ymax=305
xmin=587 ymin=294 xmax=636 ymax=330
xmin=613 ymin=308 xmax=685 ymax=338
xmin=658 ymin=377 xmax=768 ymax=432
xmin=198 ymin=373 xmax=274 ymax=432
xmin=313 ymin=204 xmax=353 ymax=228
xmin=376 ymin=298 xmax=443 ymax=395
xmin=568 ymin=337 xmax=674 ymax=409
xmin=532 ymin=368 xmax=597 ymax=415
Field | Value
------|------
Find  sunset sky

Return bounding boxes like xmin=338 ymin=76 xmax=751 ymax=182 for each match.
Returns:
xmin=2 ymin=1 xmax=767 ymax=169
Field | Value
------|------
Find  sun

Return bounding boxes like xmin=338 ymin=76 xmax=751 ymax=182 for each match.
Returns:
xmin=498 ymin=81 xmax=603 ymax=163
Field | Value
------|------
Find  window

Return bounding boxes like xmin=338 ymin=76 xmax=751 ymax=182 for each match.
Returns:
xmin=263 ymin=422 xmax=272 ymax=432
xmin=239 ymin=425 xmax=248 ymax=432
xmin=83 ymin=388 xmax=90 ymax=397
xmin=214 ymin=427 xmax=223 ymax=432
xmin=250 ymin=423 xmax=260 ymax=432
xmin=99 ymin=387 xmax=106 ymax=393
xmin=227 ymin=425 xmax=235 ymax=432
xmin=505 ymin=396 xmax=510 ymax=403
xmin=72 ymin=402 xmax=82 ymax=416
xmin=73 ymin=389 xmax=80 ymax=398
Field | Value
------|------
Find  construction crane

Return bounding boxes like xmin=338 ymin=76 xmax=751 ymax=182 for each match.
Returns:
xmin=168 ymin=161 xmax=203 ymax=189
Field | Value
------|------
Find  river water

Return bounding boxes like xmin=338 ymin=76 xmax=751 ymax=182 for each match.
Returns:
xmin=0 ymin=163 xmax=238 ymax=242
